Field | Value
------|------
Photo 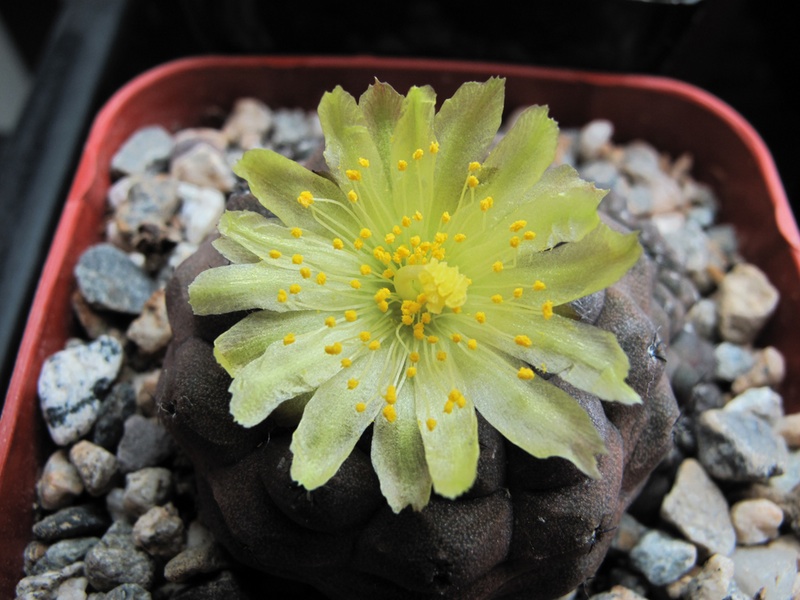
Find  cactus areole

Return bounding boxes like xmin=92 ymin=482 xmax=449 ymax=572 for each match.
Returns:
xmin=188 ymin=78 xmax=643 ymax=513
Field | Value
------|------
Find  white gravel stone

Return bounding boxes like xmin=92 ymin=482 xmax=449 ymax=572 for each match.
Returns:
xmin=732 ymin=542 xmax=797 ymax=599
xmin=37 ymin=449 xmax=84 ymax=510
xmin=730 ymin=498 xmax=783 ymax=545
xmin=177 ymin=182 xmax=225 ymax=244
xmin=717 ymin=263 xmax=779 ymax=344
xmin=683 ymin=554 xmax=735 ymax=600
xmin=69 ymin=440 xmax=118 ymax=497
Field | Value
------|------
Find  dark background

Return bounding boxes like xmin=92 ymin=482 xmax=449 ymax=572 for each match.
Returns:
xmin=0 ymin=0 xmax=796 ymax=399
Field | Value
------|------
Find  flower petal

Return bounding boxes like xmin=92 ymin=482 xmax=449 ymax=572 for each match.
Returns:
xmin=414 ymin=367 xmax=479 ymax=498
xmin=189 ymin=262 xmax=290 ymax=315
xmin=234 ymin=148 xmax=354 ymax=238
xmin=290 ymin=348 xmax=391 ymax=490
xmin=371 ymin=379 xmax=432 ymax=512
xmin=455 ymin=344 xmax=607 ymax=478
xmin=228 ymin=323 xmax=353 ymax=427
xmin=359 ymin=81 xmax=405 ymax=185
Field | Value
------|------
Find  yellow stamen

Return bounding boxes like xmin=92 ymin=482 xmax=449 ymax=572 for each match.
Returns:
xmin=383 ymin=404 xmax=397 ymax=422
xmin=297 ymin=191 xmax=314 ymax=208
xmin=316 ymin=273 xmax=327 ymax=285
xmin=341 ymin=358 xmax=352 ymax=368
xmin=467 ymin=175 xmax=479 ymax=188
xmin=491 ymin=294 xmax=503 ymax=304
xmin=354 ymin=238 xmax=364 ymax=250
xmin=344 ymin=310 xmax=357 ymax=322
xmin=401 ymin=215 xmax=412 ymax=227
xmin=426 ymin=418 xmax=437 ymax=431
xmin=510 ymin=236 xmax=521 ymax=248
xmin=475 ymin=312 xmax=486 ymax=324
xmin=397 ymin=160 xmax=408 ymax=171
xmin=437 ymin=351 xmax=447 ymax=361
xmin=542 ymin=300 xmax=554 ymax=320
xmin=324 ymin=316 xmax=336 ymax=327
xmin=479 ymin=197 xmax=493 ymax=211
xmin=277 ymin=289 xmax=288 ymax=303
xmin=429 ymin=141 xmax=439 ymax=153
xmin=359 ymin=331 xmax=371 ymax=342
xmin=355 ymin=402 xmax=367 ymax=412
xmin=533 ymin=280 xmax=547 ymax=291
xmin=427 ymin=335 xmax=439 ymax=344
xmin=409 ymin=351 xmax=420 ymax=363
xmin=324 ymin=342 xmax=343 ymax=355
xmin=451 ymin=333 xmax=462 ymax=343
xmin=384 ymin=385 xmax=397 ymax=404
xmin=360 ymin=228 xmax=372 ymax=239
xmin=514 ymin=334 xmax=532 ymax=347
xmin=299 ymin=267 xmax=311 ymax=279
xmin=454 ymin=233 xmax=466 ymax=242
xmin=492 ymin=261 xmax=504 ymax=273
xmin=413 ymin=148 xmax=424 ymax=160
xmin=289 ymin=284 xmax=301 ymax=294
xmin=406 ymin=366 xmax=417 ymax=378
xmin=358 ymin=157 xmax=370 ymax=167
xmin=350 ymin=279 xmax=361 ymax=289
xmin=518 ymin=367 xmax=535 ymax=380
xmin=346 ymin=169 xmax=361 ymax=181
xmin=348 ymin=378 xmax=360 ymax=389
xmin=513 ymin=287 xmax=523 ymax=298
xmin=360 ymin=264 xmax=372 ymax=276
xmin=368 ymin=340 xmax=381 ymax=351
xmin=291 ymin=227 xmax=302 ymax=238
xmin=385 ymin=233 xmax=396 ymax=244
xmin=348 ymin=190 xmax=358 ymax=203
xmin=524 ymin=230 xmax=536 ymax=241
xmin=467 ymin=339 xmax=478 ymax=350
xmin=468 ymin=161 xmax=481 ymax=172
xmin=283 ymin=333 xmax=295 ymax=345
xmin=332 ymin=238 xmax=344 ymax=250
xmin=441 ymin=211 xmax=451 ymax=223
xmin=269 ymin=250 xmax=282 ymax=259
xmin=292 ymin=254 xmax=303 ymax=265
xmin=510 ymin=220 xmax=527 ymax=232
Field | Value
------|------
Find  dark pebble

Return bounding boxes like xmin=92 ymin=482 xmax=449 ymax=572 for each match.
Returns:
xmin=94 ymin=381 xmax=138 ymax=451
xmin=116 ymin=414 xmax=176 ymax=473
xmin=32 ymin=504 xmax=110 ymax=543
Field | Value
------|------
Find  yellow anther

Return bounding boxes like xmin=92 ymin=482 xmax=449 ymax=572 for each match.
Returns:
xmin=533 ymin=280 xmax=547 ymax=291
xmin=434 ymin=232 xmax=448 ymax=244
xmin=316 ymin=272 xmax=327 ymax=285
xmin=283 ymin=333 xmax=296 ymax=345
xmin=269 ymin=249 xmax=282 ymax=259
xmin=355 ymin=402 xmax=367 ymax=412
xmin=344 ymin=310 xmax=358 ymax=322
xmin=427 ymin=335 xmax=439 ymax=344
xmin=409 ymin=351 xmax=420 ymax=363
xmin=413 ymin=148 xmax=424 ymax=160
xmin=444 ymin=401 xmax=454 ymax=414
xmin=397 ymin=160 xmax=408 ymax=171
xmin=429 ymin=141 xmax=439 ymax=153
xmin=360 ymin=264 xmax=372 ymax=276
xmin=451 ymin=333 xmax=462 ymax=343
xmin=479 ymin=197 xmax=494 ymax=211
xmin=324 ymin=342 xmax=343 ymax=355
xmin=392 ymin=225 xmax=402 ymax=236
xmin=374 ymin=288 xmax=391 ymax=302
xmin=491 ymin=294 xmax=503 ymax=304
xmin=513 ymin=287 xmax=524 ymax=298
xmin=413 ymin=211 xmax=423 ymax=221
xmin=421 ymin=312 xmax=432 ymax=325
xmin=492 ymin=261 xmax=504 ymax=273
xmin=350 ymin=279 xmax=361 ymax=290
xmin=467 ymin=175 xmax=479 ymax=188
xmin=359 ymin=228 xmax=371 ymax=240
xmin=385 ymin=233 xmax=396 ymax=244
xmin=368 ymin=340 xmax=381 ymax=351
xmin=514 ymin=334 xmax=532 ymax=347
xmin=406 ymin=366 xmax=417 ymax=378
xmin=277 ymin=289 xmax=288 ymax=303
xmin=358 ymin=157 xmax=370 ymax=167
xmin=291 ymin=227 xmax=302 ymax=238
xmin=383 ymin=404 xmax=397 ymax=423
xmin=454 ymin=233 xmax=466 ymax=243
xmin=413 ymin=327 xmax=425 ymax=341
xmin=401 ymin=315 xmax=414 ymax=325
xmin=299 ymin=267 xmax=311 ymax=279
xmin=441 ymin=211 xmax=451 ymax=223
xmin=542 ymin=300 xmax=554 ymax=320
xmin=437 ymin=351 xmax=447 ymax=361
xmin=346 ymin=169 xmax=362 ymax=181
xmin=292 ymin=254 xmax=303 ymax=265
xmin=297 ymin=191 xmax=314 ymax=208
xmin=468 ymin=161 xmax=481 ymax=172
xmin=377 ymin=300 xmax=389 ymax=312
xmin=341 ymin=358 xmax=352 ymax=368
xmin=354 ymin=238 xmax=364 ymax=250
xmin=324 ymin=316 xmax=336 ymax=328
xmin=383 ymin=268 xmax=395 ymax=279
xmin=332 ymin=238 xmax=344 ymax=250
xmin=384 ymin=385 xmax=397 ymax=404
xmin=518 ymin=367 xmax=535 ymax=380
xmin=348 ymin=190 xmax=358 ymax=203
xmin=475 ymin=312 xmax=486 ymax=324
xmin=348 ymin=378 xmax=360 ymax=389
xmin=510 ymin=220 xmax=527 ymax=232
xmin=426 ymin=418 xmax=437 ymax=431
xmin=289 ymin=284 xmax=301 ymax=294
xmin=401 ymin=215 xmax=412 ymax=227
xmin=358 ymin=331 xmax=371 ymax=342
xmin=524 ymin=230 xmax=536 ymax=241
xmin=467 ymin=338 xmax=478 ymax=350
xmin=432 ymin=247 xmax=445 ymax=260
xmin=510 ymin=236 xmax=521 ymax=248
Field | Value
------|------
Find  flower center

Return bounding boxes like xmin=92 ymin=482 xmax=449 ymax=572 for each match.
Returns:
xmin=394 ymin=259 xmax=470 ymax=314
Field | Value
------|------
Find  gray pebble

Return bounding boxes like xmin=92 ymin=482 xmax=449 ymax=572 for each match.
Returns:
xmin=713 ymin=342 xmax=755 ymax=381
xmin=578 ymin=159 xmax=619 ymax=189
xmin=164 ymin=542 xmax=229 ymax=583
xmin=32 ymin=504 xmax=110 ymax=543
xmin=57 ymin=575 xmax=89 ymax=598
xmin=69 ymin=441 xmax=118 ymax=496
xmin=222 ymin=97 xmax=272 ymax=150
xmin=731 ymin=345 xmax=786 ymax=394
xmin=170 ymin=143 xmax=236 ymax=192
xmin=116 ymin=415 xmax=175 ymax=473
xmin=84 ymin=522 xmax=155 ymax=592
xmin=177 ymin=182 xmax=225 ymax=245
xmin=15 ymin=561 xmax=84 ymax=598
xmin=660 ymin=458 xmax=736 ymax=556
xmin=88 ymin=582 xmax=152 ymax=599
xmin=126 ymin=290 xmax=172 ymax=355
xmin=667 ymin=329 xmax=716 ymax=401
xmin=684 ymin=554 xmax=735 ymax=600
xmin=38 ymin=335 xmax=123 ymax=446
xmin=132 ymin=503 xmax=184 ymax=559
xmin=732 ymin=543 xmax=797 ymax=599
xmin=122 ymin=468 xmax=172 ymax=517
xmin=578 ymin=119 xmax=613 ymax=160
xmin=37 ymin=450 xmax=84 ymax=510
xmin=630 ymin=530 xmax=697 ymax=587
xmin=730 ymin=498 xmax=783 ymax=545
xmin=114 ymin=175 xmax=180 ymax=241
xmin=111 ymin=126 xmax=173 ymax=176
xmin=717 ymin=263 xmax=779 ymax=344
xmin=105 ymin=488 xmax=128 ymax=524
xmin=75 ymin=244 xmax=157 ymax=315
xmin=32 ymin=537 xmax=99 ymax=575
xmin=93 ymin=382 xmax=137 ymax=452
xmin=697 ymin=409 xmax=788 ymax=482
xmin=724 ymin=386 xmax=783 ymax=423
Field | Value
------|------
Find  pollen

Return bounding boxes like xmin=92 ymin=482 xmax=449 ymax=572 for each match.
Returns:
xmin=347 ymin=378 xmax=360 ymax=389
xmin=441 ymin=211 xmax=451 ymax=223
xmin=291 ymin=227 xmax=302 ymax=238
xmin=344 ymin=310 xmax=358 ymax=322
xmin=413 ymin=211 xmax=423 ymax=221
xmin=467 ymin=175 xmax=479 ymax=188
xmin=360 ymin=264 xmax=372 ymax=276
xmin=510 ymin=220 xmax=527 ymax=232
xmin=299 ymin=267 xmax=311 ymax=279
xmin=401 ymin=215 xmax=412 ymax=227
xmin=316 ymin=273 xmax=327 ymax=285
xmin=382 ymin=404 xmax=397 ymax=423
xmin=475 ymin=312 xmax=486 ymax=324
xmin=454 ymin=233 xmax=466 ymax=242
xmin=427 ymin=335 xmax=439 ymax=344
xmin=360 ymin=228 xmax=372 ymax=239
xmin=297 ymin=191 xmax=314 ymax=208
xmin=513 ymin=287 xmax=524 ymax=298
xmin=413 ymin=148 xmax=424 ymax=160
xmin=368 ymin=340 xmax=381 ymax=351
xmin=385 ymin=233 xmax=396 ymax=244
xmin=324 ymin=342 xmax=343 ymax=355
xmin=355 ymin=402 xmax=367 ymax=412
xmin=467 ymin=339 xmax=478 ymax=350
xmin=277 ymin=289 xmax=288 ymax=303
xmin=451 ymin=333 xmax=462 ymax=343
xmin=533 ymin=280 xmax=547 ymax=291
xmin=358 ymin=157 xmax=370 ymax=167
xmin=283 ymin=333 xmax=295 ymax=345
xmin=492 ymin=261 xmax=504 ymax=273
xmin=468 ymin=161 xmax=481 ymax=172
xmin=479 ymin=197 xmax=494 ymax=211
xmin=289 ymin=284 xmax=301 ymax=294
xmin=542 ymin=300 xmax=554 ymax=320
xmin=324 ymin=316 xmax=336 ymax=327
xmin=406 ymin=366 xmax=417 ymax=378
xmin=409 ymin=351 xmax=420 ymax=363
xmin=443 ymin=401 xmax=454 ymax=414
xmin=341 ymin=358 xmax=352 ymax=368
xmin=354 ymin=238 xmax=364 ymax=250
xmin=350 ymin=279 xmax=361 ymax=289
xmin=426 ymin=418 xmax=437 ymax=431
xmin=359 ymin=331 xmax=371 ymax=342
xmin=384 ymin=385 xmax=397 ymax=403
xmin=437 ymin=351 xmax=447 ymax=361
xmin=491 ymin=294 xmax=503 ymax=304
xmin=346 ymin=169 xmax=362 ymax=181
xmin=332 ymin=238 xmax=344 ymax=250
xmin=510 ymin=236 xmax=521 ymax=248
xmin=383 ymin=268 xmax=395 ymax=279
xmin=269 ymin=249 xmax=282 ymax=259
xmin=397 ymin=160 xmax=408 ymax=171
xmin=524 ymin=230 xmax=536 ymax=240
xmin=518 ymin=367 xmax=535 ymax=380
xmin=292 ymin=254 xmax=303 ymax=264
xmin=348 ymin=190 xmax=358 ymax=203
xmin=514 ymin=334 xmax=532 ymax=347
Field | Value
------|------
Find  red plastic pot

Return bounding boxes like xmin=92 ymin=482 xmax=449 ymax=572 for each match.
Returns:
xmin=1 ymin=55 xmax=798 ymax=596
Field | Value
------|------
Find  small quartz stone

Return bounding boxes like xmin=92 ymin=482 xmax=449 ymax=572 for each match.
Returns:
xmin=32 ymin=536 xmax=99 ymax=575
xmin=122 ymin=467 xmax=173 ymax=517
xmin=775 ymin=414 xmax=800 ymax=448
xmin=164 ymin=542 xmax=230 ymax=583
xmin=732 ymin=542 xmax=797 ymax=599
xmin=132 ymin=503 xmax=185 ymax=558
xmin=714 ymin=342 xmax=755 ymax=381
xmin=717 ymin=263 xmax=779 ymax=344
xmin=724 ymin=386 xmax=783 ymax=424
xmin=170 ymin=143 xmax=236 ymax=192
xmin=37 ymin=449 xmax=84 ymax=510
xmin=177 ymin=182 xmax=226 ymax=244
xmin=75 ymin=244 xmax=158 ymax=315
xmin=630 ymin=529 xmax=697 ymax=587
xmin=116 ymin=415 xmax=175 ymax=473
xmin=222 ymin=97 xmax=272 ymax=149
xmin=69 ymin=440 xmax=119 ymax=496
xmin=84 ymin=521 xmax=156 ymax=592
xmin=126 ymin=289 xmax=172 ymax=354
xmin=731 ymin=346 xmax=786 ymax=394
xmin=730 ymin=498 xmax=783 ymax=545
xmin=683 ymin=554 xmax=735 ymax=600
xmin=110 ymin=125 xmax=174 ymax=176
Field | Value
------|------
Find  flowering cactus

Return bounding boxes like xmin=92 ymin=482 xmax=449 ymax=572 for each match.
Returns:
xmin=188 ymin=78 xmax=642 ymax=512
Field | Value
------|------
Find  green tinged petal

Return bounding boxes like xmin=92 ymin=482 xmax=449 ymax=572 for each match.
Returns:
xmin=290 ymin=348 xmax=390 ymax=489
xmin=359 ymin=81 xmax=405 ymax=186
xmin=455 ymin=345 xmax=606 ymax=478
xmin=189 ymin=263 xmax=288 ymax=315
xmin=371 ymin=380 xmax=432 ymax=512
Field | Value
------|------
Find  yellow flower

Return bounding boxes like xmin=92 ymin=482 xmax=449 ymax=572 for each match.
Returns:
xmin=189 ymin=79 xmax=642 ymax=512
